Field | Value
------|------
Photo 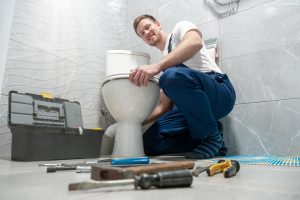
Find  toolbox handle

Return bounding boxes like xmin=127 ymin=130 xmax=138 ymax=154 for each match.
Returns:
xmin=33 ymin=100 xmax=64 ymax=117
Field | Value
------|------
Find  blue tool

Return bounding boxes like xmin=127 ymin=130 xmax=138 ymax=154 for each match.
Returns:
xmin=45 ymin=157 xmax=150 ymax=173
xmin=111 ymin=156 xmax=150 ymax=165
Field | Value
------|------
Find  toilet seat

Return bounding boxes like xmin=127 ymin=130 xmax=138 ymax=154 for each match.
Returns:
xmin=102 ymin=74 xmax=159 ymax=86
xmin=107 ymin=50 xmax=150 ymax=58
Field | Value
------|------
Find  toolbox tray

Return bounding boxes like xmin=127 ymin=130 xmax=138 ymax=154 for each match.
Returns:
xmin=8 ymin=91 xmax=103 ymax=161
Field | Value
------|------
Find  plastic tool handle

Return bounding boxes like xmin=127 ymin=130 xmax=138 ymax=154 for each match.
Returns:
xmin=68 ymin=169 xmax=193 ymax=191
xmin=135 ymin=169 xmax=193 ymax=189
xmin=47 ymin=166 xmax=76 ymax=172
xmin=206 ymin=160 xmax=231 ymax=176
xmin=111 ymin=157 xmax=150 ymax=165
xmin=223 ymin=160 xmax=240 ymax=178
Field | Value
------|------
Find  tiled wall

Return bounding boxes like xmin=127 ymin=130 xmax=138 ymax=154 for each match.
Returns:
xmin=1 ymin=0 xmax=299 ymax=157
xmin=221 ymin=0 xmax=300 ymax=156
xmin=126 ymin=0 xmax=300 ymax=156
xmin=0 ymin=0 xmax=127 ymax=157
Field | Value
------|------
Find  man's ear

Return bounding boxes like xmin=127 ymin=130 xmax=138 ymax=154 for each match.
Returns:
xmin=156 ymin=21 xmax=161 ymax=29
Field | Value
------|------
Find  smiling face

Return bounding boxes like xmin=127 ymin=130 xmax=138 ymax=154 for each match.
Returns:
xmin=136 ymin=18 xmax=162 ymax=47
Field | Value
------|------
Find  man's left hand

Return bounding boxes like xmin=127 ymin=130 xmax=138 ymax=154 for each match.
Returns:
xmin=129 ymin=63 xmax=161 ymax=86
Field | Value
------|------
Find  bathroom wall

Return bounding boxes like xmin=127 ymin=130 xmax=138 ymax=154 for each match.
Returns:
xmin=0 ymin=0 xmax=127 ymax=157
xmin=126 ymin=0 xmax=300 ymax=156
xmin=0 ymin=0 xmax=16 ymax=96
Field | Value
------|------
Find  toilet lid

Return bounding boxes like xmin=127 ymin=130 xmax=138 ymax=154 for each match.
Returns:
xmin=102 ymin=74 xmax=159 ymax=86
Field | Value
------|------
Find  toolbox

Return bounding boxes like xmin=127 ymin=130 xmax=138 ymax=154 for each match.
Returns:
xmin=8 ymin=91 xmax=103 ymax=161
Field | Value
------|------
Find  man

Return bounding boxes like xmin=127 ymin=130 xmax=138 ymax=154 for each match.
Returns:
xmin=129 ymin=14 xmax=236 ymax=159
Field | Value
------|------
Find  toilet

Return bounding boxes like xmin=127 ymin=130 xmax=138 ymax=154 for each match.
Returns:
xmin=101 ymin=50 xmax=160 ymax=157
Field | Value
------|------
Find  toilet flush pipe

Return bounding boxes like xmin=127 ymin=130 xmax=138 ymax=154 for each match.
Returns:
xmin=100 ymin=123 xmax=117 ymax=156
xmin=101 ymin=122 xmax=152 ymax=156
xmin=104 ymin=123 xmax=117 ymax=138
xmin=104 ymin=122 xmax=151 ymax=138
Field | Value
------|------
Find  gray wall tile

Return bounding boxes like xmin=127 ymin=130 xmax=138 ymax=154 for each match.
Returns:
xmin=223 ymin=42 xmax=300 ymax=104
xmin=158 ymin=0 xmax=191 ymax=33
xmin=227 ymin=99 xmax=300 ymax=156
xmin=220 ymin=0 xmax=300 ymax=59
xmin=128 ymin=0 xmax=158 ymax=18
xmin=238 ymin=0 xmax=275 ymax=11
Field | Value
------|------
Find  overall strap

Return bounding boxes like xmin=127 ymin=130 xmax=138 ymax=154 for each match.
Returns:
xmin=168 ymin=34 xmax=173 ymax=53
xmin=166 ymin=33 xmax=188 ymax=70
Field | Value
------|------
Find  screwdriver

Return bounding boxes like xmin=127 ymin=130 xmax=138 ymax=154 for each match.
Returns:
xmin=46 ymin=157 xmax=150 ymax=173
xmin=69 ymin=169 xmax=193 ymax=191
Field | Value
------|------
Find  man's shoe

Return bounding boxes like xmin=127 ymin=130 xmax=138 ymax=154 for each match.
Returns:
xmin=185 ymin=121 xmax=225 ymax=160
xmin=185 ymin=151 xmax=207 ymax=159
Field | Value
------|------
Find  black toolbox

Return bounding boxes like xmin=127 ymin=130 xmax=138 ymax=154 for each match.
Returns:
xmin=8 ymin=91 xmax=103 ymax=161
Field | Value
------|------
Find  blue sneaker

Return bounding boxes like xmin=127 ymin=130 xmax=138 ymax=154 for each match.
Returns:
xmin=185 ymin=121 xmax=226 ymax=159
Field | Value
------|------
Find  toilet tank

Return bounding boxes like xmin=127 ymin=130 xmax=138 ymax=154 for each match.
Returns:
xmin=106 ymin=50 xmax=150 ymax=77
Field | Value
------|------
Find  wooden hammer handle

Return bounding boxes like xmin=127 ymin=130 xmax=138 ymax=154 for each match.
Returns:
xmin=125 ymin=160 xmax=195 ymax=174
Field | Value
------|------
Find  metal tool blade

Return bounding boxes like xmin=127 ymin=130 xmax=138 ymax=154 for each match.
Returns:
xmin=68 ymin=179 xmax=135 ymax=191
xmin=191 ymin=166 xmax=208 ymax=177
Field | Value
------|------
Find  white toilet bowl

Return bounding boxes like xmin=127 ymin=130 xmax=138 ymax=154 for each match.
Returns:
xmin=101 ymin=50 xmax=159 ymax=157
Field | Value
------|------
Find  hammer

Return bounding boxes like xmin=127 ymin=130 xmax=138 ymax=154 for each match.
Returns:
xmin=91 ymin=160 xmax=195 ymax=181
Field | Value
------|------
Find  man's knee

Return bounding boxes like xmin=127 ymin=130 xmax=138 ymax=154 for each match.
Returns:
xmin=159 ymin=67 xmax=199 ymax=97
xmin=159 ymin=67 xmax=179 ymax=89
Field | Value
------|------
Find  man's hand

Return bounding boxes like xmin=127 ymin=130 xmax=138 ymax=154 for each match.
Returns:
xmin=142 ymin=90 xmax=173 ymax=125
xmin=129 ymin=63 xmax=161 ymax=86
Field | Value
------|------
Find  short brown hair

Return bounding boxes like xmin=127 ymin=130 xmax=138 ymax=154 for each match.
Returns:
xmin=133 ymin=14 xmax=157 ymax=36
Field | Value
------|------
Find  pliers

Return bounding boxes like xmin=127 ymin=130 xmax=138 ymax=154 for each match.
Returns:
xmin=192 ymin=159 xmax=240 ymax=178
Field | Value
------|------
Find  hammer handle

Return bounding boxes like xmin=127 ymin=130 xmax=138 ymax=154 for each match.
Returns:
xmin=127 ymin=160 xmax=195 ymax=174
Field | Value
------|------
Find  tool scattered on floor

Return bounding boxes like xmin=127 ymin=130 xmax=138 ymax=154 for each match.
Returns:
xmin=41 ymin=157 xmax=150 ymax=173
xmin=191 ymin=159 xmax=240 ymax=178
xmin=90 ymin=160 xmax=195 ymax=180
xmin=69 ymin=169 xmax=193 ymax=191
xmin=41 ymin=160 xmax=107 ymax=173
xmin=69 ymin=160 xmax=240 ymax=191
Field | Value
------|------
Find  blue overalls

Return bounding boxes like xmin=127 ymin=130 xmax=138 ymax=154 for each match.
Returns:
xmin=143 ymin=35 xmax=236 ymax=159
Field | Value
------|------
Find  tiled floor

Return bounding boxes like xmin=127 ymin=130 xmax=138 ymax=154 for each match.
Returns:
xmin=1 ymin=156 xmax=300 ymax=200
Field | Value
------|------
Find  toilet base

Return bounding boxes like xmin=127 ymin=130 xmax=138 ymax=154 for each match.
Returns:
xmin=112 ymin=122 xmax=145 ymax=157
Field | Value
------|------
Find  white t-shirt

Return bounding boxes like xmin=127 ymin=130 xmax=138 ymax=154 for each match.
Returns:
xmin=163 ymin=21 xmax=222 ymax=73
